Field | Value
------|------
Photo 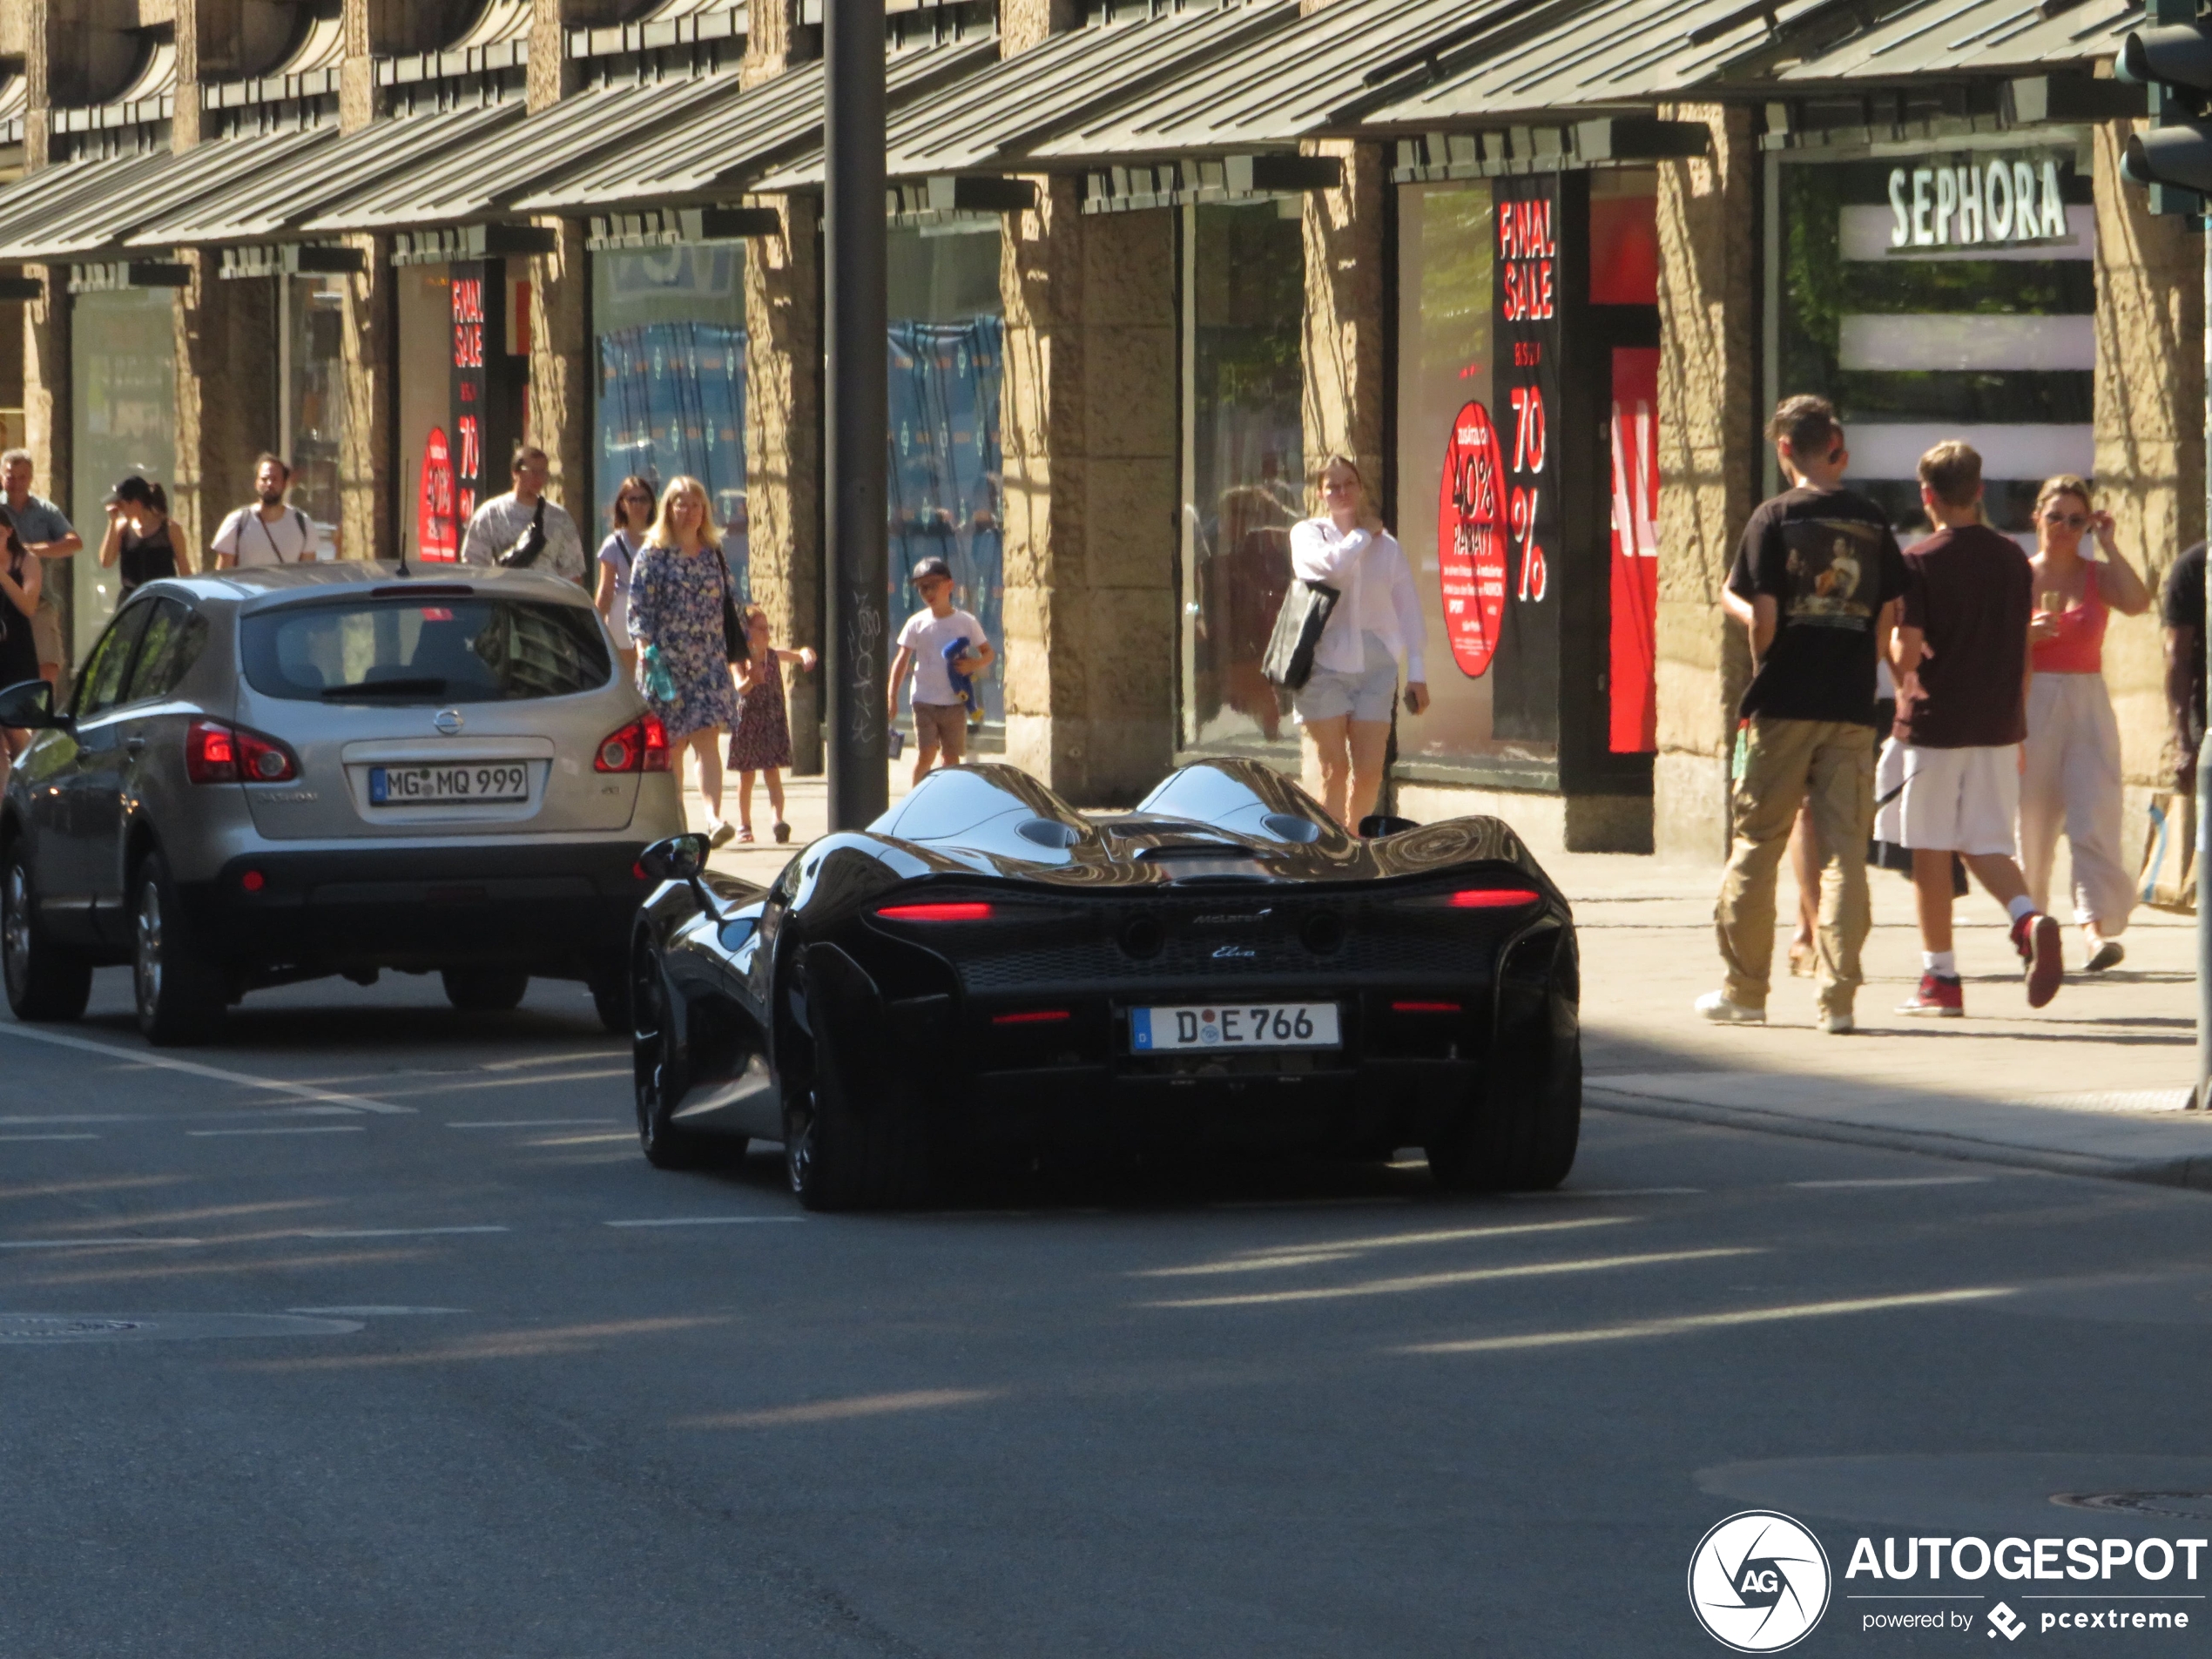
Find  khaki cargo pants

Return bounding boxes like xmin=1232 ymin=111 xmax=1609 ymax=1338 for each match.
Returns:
xmin=1715 ymin=716 xmax=1876 ymax=1018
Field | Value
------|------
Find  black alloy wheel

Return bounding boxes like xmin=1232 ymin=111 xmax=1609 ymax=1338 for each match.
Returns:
xmin=1426 ymin=1038 xmax=1581 ymax=1194
xmin=2 ymin=846 xmax=91 ymax=1022
xmin=586 ymin=954 xmax=630 ymax=1035
xmin=132 ymin=852 xmax=226 ymax=1047
xmin=783 ymin=968 xmax=932 ymax=1212
xmin=631 ymin=948 xmax=724 ymax=1170
xmin=441 ymin=968 xmax=529 ymax=1013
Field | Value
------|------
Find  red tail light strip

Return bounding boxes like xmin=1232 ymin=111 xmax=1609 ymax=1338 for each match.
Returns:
xmin=991 ymin=1009 xmax=1071 ymax=1026
xmin=1448 ymin=888 xmax=1541 ymax=909
xmin=1392 ymin=1001 xmax=1462 ymax=1013
xmin=875 ymin=902 xmax=995 ymax=922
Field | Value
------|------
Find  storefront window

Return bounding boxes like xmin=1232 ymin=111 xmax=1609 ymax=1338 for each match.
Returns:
xmin=396 ymin=262 xmax=456 ymax=562
xmin=72 ymin=286 xmax=177 ymax=656
xmin=593 ymin=244 xmax=747 ymax=591
xmin=281 ymin=273 xmax=346 ymax=556
xmin=887 ymin=220 xmax=1003 ymax=722
xmin=1177 ymin=198 xmax=1304 ymax=760
xmin=1769 ymin=145 xmax=2095 ymax=546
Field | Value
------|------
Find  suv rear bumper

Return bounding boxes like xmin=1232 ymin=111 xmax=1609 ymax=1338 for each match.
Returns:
xmin=181 ymin=842 xmax=657 ymax=976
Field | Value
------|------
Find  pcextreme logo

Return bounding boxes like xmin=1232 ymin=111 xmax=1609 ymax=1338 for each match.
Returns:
xmin=1689 ymin=1510 xmax=1833 ymax=1652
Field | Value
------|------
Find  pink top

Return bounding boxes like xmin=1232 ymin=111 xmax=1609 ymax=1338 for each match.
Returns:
xmin=2032 ymin=564 xmax=2107 ymax=675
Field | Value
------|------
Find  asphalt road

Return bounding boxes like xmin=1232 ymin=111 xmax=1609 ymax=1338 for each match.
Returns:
xmin=3 ymin=969 xmax=2210 ymax=1657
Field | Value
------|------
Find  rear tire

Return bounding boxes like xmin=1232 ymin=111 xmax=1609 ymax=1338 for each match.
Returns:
xmin=2 ymin=844 xmax=91 ymax=1022
xmin=631 ymin=948 xmax=727 ymax=1170
xmin=1426 ymin=1038 xmax=1581 ymax=1194
xmin=587 ymin=955 xmax=630 ymax=1035
xmin=442 ymin=968 xmax=529 ymax=1013
xmin=133 ymin=852 xmax=226 ymax=1047
xmin=783 ymin=974 xmax=933 ymax=1211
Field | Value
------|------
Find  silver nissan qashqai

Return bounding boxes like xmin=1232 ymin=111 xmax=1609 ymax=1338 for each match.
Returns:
xmin=0 ymin=563 xmax=685 ymax=1046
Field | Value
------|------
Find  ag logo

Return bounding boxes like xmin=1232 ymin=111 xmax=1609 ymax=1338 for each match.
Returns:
xmin=1688 ymin=1510 xmax=1831 ymax=1652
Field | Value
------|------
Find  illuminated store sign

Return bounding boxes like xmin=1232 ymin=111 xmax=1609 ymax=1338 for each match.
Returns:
xmin=1887 ymin=152 xmax=2074 ymax=253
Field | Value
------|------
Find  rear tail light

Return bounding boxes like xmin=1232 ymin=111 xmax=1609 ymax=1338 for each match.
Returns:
xmin=1393 ymin=1000 xmax=1461 ymax=1014
xmin=1447 ymin=887 xmax=1541 ymax=909
xmin=874 ymin=901 xmax=995 ymax=922
xmin=186 ymin=719 xmax=297 ymax=784
xmin=596 ymin=715 xmax=671 ymax=774
xmin=992 ymin=1008 xmax=1071 ymax=1026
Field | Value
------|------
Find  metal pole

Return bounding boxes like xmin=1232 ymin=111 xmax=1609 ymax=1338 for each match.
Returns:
xmin=2198 ymin=226 xmax=2212 ymax=1108
xmin=824 ymin=0 xmax=889 ymax=832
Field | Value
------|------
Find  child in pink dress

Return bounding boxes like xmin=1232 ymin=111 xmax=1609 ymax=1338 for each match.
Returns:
xmin=728 ymin=605 xmax=818 ymax=844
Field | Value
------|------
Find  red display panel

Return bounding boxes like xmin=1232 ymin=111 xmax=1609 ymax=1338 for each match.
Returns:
xmin=417 ymin=425 xmax=458 ymax=562
xmin=1435 ymin=400 xmax=1508 ymax=678
xmin=1589 ymin=195 xmax=1658 ymax=307
xmin=1608 ymin=346 xmax=1659 ymax=753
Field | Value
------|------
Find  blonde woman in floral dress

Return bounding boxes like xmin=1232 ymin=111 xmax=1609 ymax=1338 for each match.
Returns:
xmin=626 ymin=475 xmax=743 ymax=847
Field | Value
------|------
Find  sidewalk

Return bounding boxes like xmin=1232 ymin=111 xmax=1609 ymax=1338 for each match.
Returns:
xmin=675 ymin=762 xmax=2212 ymax=1193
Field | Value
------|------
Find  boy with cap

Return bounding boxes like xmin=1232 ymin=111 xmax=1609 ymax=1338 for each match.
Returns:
xmin=887 ymin=555 xmax=994 ymax=785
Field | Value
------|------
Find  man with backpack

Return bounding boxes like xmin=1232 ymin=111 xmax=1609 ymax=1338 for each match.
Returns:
xmin=212 ymin=454 xmax=318 ymax=569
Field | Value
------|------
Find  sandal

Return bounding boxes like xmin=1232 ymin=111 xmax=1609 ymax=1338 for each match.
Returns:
xmin=737 ymin=826 xmax=755 ymax=844
xmin=772 ymin=821 xmax=791 ymax=845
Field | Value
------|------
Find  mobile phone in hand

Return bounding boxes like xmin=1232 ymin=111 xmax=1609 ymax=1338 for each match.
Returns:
xmin=888 ymin=728 xmax=905 ymax=760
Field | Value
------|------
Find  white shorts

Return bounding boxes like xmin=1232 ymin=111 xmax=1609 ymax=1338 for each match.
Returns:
xmin=1873 ymin=738 xmax=2020 ymax=857
xmin=1293 ymin=631 xmax=1399 ymax=725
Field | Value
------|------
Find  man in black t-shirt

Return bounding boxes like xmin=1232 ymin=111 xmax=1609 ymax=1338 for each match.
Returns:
xmin=2160 ymin=539 xmax=2205 ymax=792
xmin=1698 ymin=395 xmax=1907 ymax=1035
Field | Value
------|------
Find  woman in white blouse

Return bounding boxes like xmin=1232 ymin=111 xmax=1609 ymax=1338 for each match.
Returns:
xmin=1289 ymin=455 xmax=1429 ymax=826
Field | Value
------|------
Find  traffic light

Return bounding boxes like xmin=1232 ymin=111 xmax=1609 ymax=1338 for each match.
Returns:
xmin=2117 ymin=2 xmax=2212 ymax=212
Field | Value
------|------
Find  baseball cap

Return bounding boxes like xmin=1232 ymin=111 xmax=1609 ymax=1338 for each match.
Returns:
xmin=104 ymin=474 xmax=154 ymax=507
xmin=910 ymin=556 xmax=952 ymax=583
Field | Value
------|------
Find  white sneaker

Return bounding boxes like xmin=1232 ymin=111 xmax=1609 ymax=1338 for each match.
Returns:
xmin=1694 ymin=991 xmax=1764 ymax=1025
xmin=705 ymin=818 xmax=737 ymax=849
xmin=1819 ymin=1011 xmax=1855 ymax=1035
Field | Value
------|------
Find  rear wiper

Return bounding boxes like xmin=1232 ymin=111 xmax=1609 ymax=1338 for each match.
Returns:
xmin=318 ymin=677 xmax=448 ymax=698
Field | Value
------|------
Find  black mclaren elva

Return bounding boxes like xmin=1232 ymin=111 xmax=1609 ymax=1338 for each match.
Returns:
xmin=629 ymin=759 xmax=1581 ymax=1210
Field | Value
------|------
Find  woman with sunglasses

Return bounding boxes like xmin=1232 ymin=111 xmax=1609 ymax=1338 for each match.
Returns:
xmin=2020 ymin=474 xmax=2152 ymax=971
xmin=594 ymin=475 xmax=657 ymax=681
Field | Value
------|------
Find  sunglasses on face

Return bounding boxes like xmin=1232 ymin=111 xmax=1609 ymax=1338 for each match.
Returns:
xmin=2043 ymin=512 xmax=2088 ymax=529
xmin=622 ymin=493 xmax=653 ymax=505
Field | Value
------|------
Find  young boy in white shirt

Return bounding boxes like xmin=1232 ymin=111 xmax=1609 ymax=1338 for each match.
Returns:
xmin=887 ymin=555 xmax=994 ymax=785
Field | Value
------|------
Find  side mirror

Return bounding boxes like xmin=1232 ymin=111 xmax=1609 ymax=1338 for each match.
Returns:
xmin=1359 ymin=813 xmax=1420 ymax=840
xmin=0 ymin=678 xmax=67 ymax=732
xmin=637 ymin=833 xmax=707 ymax=884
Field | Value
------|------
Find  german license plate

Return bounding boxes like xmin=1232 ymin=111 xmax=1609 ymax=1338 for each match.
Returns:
xmin=1130 ymin=1002 xmax=1340 ymax=1053
xmin=368 ymin=763 xmax=529 ymax=806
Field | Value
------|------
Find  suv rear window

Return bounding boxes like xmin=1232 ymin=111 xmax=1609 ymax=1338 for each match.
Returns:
xmin=241 ymin=597 xmax=611 ymax=704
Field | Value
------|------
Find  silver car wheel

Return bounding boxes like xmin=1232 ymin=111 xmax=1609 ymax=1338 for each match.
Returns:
xmin=2 ymin=860 xmax=30 ymax=998
xmin=135 ymin=877 xmax=164 ymax=1019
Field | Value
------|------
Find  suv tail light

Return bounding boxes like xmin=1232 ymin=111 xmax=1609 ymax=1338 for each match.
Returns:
xmin=186 ymin=719 xmax=298 ymax=784
xmin=596 ymin=715 xmax=671 ymax=774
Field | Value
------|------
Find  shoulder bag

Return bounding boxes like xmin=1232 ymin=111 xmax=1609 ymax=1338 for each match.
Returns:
xmin=498 ymin=499 xmax=548 ymax=570
xmin=1260 ymin=579 xmax=1341 ymax=691
xmin=715 ymin=548 xmax=749 ymax=664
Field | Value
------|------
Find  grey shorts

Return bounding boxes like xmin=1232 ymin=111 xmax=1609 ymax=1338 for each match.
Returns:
xmin=31 ymin=600 xmax=62 ymax=669
xmin=912 ymin=701 xmax=967 ymax=758
xmin=1293 ymin=631 xmax=1399 ymax=724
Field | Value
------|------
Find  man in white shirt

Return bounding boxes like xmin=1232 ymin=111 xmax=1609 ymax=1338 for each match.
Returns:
xmin=212 ymin=454 xmax=318 ymax=569
xmin=459 ymin=444 xmax=586 ymax=584
xmin=887 ymin=555 xmax=994 ymax=784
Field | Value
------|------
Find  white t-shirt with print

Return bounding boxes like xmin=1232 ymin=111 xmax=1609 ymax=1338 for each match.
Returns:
xmin=898 ymin=606 xmax=986 ymax=707
xmin=213 ymin=504 xmax=316 ymax=568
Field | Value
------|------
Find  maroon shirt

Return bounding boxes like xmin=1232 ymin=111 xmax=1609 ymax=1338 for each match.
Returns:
xmin=1894 ymin=523 xmax=2033 ymax=749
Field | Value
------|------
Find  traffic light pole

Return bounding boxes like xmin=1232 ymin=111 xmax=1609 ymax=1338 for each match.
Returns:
xmin=2200 ymin=232 xmax=2211 ymax=1109
xmin=825 ymin=0 xmax=889 ymax=832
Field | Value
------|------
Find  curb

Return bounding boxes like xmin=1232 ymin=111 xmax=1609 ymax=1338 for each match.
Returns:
xmin=1585 ymin=1085 xmax=2212 ymax=1196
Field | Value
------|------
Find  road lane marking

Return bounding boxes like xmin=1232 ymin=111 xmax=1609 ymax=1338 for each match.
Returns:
xmin=185 ymin=1126 xmax=368 ymax=1137
xmin=1145 ymin=1247 xmax=1757 ymax=1309
xmin=529 ymin=1132 xmax=637 ymax=1146
xmin=446 ymin=1119 xmax=617 ymax=1130
xmin=1788 ymin=1177 xmax=1992 ymax=1190
xmin=675 ymin=1388 xmax=1001 ymax=1430
xmin=288 ymin=1306 xmax=467 ymax=1316
xmin=1398 ymin=1286 xmax=2017 ymax=1354
xmin=0 ymin=1024 xmax=415 ymax=1115
xmin=300 ymin=1226 xmax=510 ymax=1239
xmin=0 ymin=1115 xmax=153 ymax=1123
xmin=1136 ymin=1217 xmax=1633 ymax=1278
xmin=604 ymin=1216 xmax=803 ymax=1228
xmin=0 ymin=1134 xmax=100 ymax=1143
xmin=479 ymin=1051 xmax=624 ymax=1070
xmin=0 ymin=1237 xmax=204 ymax=1250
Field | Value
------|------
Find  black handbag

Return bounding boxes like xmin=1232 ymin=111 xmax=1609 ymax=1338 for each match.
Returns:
xmin=715 ymin=548 xmax=749 ymax=664
xmin=1260 ymin=579 xmax=1341 ymax=691
xmin=497 ymin=499 xmax=548 ymax=570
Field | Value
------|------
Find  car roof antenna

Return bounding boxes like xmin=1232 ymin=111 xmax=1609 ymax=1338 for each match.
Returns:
xmin=395 ymin=529 xmax=411 ymax=579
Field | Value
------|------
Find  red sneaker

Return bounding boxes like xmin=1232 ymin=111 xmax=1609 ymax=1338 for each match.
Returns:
xmin=2011 ymin=912 xmax=2064 ymax=1008
xmin=1897 ymin=973 xmax=1964 ymax=1016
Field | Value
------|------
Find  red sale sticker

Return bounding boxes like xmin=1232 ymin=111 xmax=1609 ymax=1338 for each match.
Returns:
xmin=1436 ymin=401 xmax=1507 ymax=678
xmin=417 ymin=426 xmax=458 ymax=563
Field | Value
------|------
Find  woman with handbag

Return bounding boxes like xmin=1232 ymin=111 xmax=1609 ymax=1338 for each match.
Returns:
xmin=2020 ymin=474 xmax=2153 ymax=971
xmin=626 ymin=475 xmax=745 ymax=849
xmin=1285 ymin=455 xmax=1429 ymax=827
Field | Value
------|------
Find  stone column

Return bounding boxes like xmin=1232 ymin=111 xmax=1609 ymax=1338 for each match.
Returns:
xmin=999 ymin=179 xmax=1178 ymax=805
xmin=1653 ymin=102 xmax=1757 ymax=863
xmin=2094 ymin=118 xmax=2205 ymax=830
xmin=745 ymin=195 xmax=823 ymax=772
xmin=1299 ymin=142 xmax=1384 ymax=487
